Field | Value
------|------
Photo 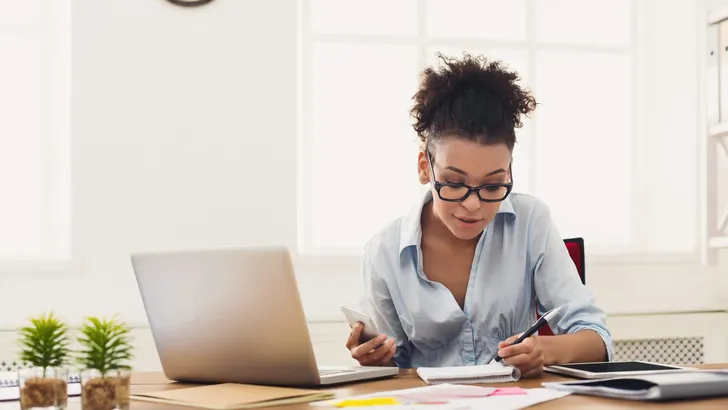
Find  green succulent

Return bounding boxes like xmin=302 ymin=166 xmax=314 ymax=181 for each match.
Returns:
xmin=18 ymin=312 xmax=70 ymax=377
xmin=76 ymin=315 xmax=133 ymax=377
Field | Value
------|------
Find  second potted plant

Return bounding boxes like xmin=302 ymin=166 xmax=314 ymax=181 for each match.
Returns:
xmin=76 ymin=315 xmax=133 ymax=410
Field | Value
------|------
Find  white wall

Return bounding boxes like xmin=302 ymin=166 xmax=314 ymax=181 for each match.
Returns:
xmin=0 ymin=0 xmax=727 ymax=368
xmin=1 ymin=0 xmax=299 ymax=329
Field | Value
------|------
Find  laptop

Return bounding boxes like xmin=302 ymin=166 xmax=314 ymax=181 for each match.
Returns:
xmin=130 ymin=245 xmax=399 ymax=386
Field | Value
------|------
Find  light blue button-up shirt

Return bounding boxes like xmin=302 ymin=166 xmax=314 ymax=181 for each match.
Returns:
xmin=358 ymin=190 xmax=614 ymax=368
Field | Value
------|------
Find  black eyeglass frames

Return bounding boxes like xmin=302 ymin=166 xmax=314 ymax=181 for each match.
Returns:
xmin=426 ymin=152 xmax=513 ymax=203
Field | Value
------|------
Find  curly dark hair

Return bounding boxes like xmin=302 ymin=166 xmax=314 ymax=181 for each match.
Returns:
xmin=411 ymin=53 xmax=537 ymax=152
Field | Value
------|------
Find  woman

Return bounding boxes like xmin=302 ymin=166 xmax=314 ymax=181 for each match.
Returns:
xmin=344 ymin=53 xmax=613 ymax=378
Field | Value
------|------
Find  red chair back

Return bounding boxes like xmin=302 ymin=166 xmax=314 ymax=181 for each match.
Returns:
xmin=564 ymin=237 xmax=586 ymax=285
xmin=537 ymin=237 xmax=585 ymax=336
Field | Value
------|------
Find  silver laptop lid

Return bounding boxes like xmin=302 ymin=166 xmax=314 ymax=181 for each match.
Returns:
xmin=131 ymin=245 xmax=322 ymax=386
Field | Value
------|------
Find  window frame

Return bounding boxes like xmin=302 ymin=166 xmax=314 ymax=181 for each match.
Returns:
xmin=296 ymin=0 xmax=700 ymax=265
xmin=700 ymin=4 xmax=728 ymax=266
xmin=0 ymin=0 xmax=71 ymax=273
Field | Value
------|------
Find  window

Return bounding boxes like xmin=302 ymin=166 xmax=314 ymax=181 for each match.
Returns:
xmin=0 ymin=0 xmax=70 ymax=265
xmin=298 ymin=0 xmax=697 ymax=260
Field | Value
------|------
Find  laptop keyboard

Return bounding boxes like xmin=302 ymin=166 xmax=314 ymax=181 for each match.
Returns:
xmin=318 ymin=369 xmax=356 ymax=376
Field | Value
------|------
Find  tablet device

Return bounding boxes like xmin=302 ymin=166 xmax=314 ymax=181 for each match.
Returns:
xmin=544 ymin=361 xmax=690 ymax=379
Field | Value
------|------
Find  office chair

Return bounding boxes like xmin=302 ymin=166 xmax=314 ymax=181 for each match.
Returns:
xmin=537 ymin=237 xmax=586 ymax=336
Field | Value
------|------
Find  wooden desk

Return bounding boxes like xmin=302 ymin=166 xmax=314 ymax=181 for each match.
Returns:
xmin=126 ymin=364 xmax=728 ymax=410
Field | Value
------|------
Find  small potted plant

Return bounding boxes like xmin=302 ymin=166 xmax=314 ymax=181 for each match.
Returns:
xmin=17 ymin=312 xmax=71 ymax=410
xmin=76 ymin=315 xmax=133 ymax=410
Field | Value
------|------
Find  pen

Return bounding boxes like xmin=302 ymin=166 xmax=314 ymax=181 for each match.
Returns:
xmin=489 ymin=306 xmax=563 ymax=364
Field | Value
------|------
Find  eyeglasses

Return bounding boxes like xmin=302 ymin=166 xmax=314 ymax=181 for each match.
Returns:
xmin=427 ymin=152 xmax=513 ymax=203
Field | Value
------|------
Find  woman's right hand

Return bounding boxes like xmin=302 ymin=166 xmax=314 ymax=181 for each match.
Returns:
xmin=346 ymin=322 xmax=397 ymax=366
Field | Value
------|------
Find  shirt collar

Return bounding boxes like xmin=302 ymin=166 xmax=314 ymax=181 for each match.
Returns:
xmin=398 ymin=190 xmax=516 ymax=254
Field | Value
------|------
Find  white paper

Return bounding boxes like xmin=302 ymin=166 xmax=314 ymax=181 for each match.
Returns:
xmin=454 ymin=388 xmax=570 ymax=410
xmin=313 ymin=384 xmax=570 ymax=410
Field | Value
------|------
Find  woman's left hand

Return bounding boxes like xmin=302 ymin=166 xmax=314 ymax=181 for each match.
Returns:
xmin=497 ymin=333 xmax=544 ymax=378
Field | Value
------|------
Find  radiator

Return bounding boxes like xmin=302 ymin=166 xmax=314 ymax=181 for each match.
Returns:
xmin=613 ymin=337 xmax=705 ymax=365
xmin=0 ymin=360 xmax=30 ymax=372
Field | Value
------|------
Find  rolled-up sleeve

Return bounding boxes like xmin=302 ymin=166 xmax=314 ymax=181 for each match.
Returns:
xmin=531 ymin=207 xmax=615 ymax=362
xmin=358 ymin=250 xmax=412 ymax=368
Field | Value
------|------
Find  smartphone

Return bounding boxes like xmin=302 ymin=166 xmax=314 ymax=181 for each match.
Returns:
xmin=340 ymin=305 xmax=381 ymax=343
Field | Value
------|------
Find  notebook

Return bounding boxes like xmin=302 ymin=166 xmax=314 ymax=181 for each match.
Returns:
xmin=130 ymin=382 xmax=335 ymax=410
xmin=542 ymin=371 xmax=728 ymax=401
xmin=417 ymin=364 xmax=522 ymax=384
xmin=0 ymin=371 xmax=81 ymax=401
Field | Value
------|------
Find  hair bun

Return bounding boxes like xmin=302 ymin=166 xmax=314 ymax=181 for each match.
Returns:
xmin=411 ymin=53 xmax=536 ymax=150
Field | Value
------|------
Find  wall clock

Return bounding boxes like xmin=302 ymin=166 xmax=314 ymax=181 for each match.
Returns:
xmin=165 ymin=0 xmax=216 ymax=7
